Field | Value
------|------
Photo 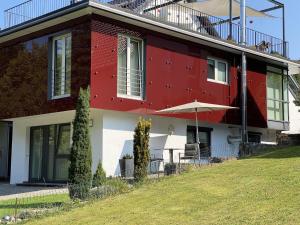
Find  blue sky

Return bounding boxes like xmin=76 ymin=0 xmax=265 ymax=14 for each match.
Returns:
xmin=0 ymin=0 xmax=299 ymax=59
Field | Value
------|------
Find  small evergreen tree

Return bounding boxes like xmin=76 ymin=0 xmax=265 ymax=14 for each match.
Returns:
xmin=92 ymin=162 xmax=106 ymax=187
xmin=68 ymin=87 xmax=92 ymax=200
xmin=133 ymin=118 xmax=151 ymax=181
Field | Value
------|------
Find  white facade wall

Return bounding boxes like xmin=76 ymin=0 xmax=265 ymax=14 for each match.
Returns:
xmin=11 ymin=108 xmax=280 ymax=183
xmin=102 ymin=111 xmax=240 ymax=176
xmin=287 ymin=91 xmax=300 ymax=134
xmin=9 ymin=110 xmax=102 ymax=184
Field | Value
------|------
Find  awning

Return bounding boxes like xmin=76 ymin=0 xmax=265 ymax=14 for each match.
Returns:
xmin=181 ymin=0 xmax=273 ymax=18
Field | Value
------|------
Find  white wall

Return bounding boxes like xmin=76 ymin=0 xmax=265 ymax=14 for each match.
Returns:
xmin=287 ymin=91 xmax=300 ymax=134
xmin=102 ymin=111 xmax=240 ymax=176
xmin=10 ymin=110 xmax=103 ymax=184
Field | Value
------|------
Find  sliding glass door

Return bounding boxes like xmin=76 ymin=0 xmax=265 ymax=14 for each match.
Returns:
xmin=29 ymin=124 xmax=71 ymax=183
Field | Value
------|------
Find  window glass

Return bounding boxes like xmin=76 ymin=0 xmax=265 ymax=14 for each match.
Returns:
xmin=267 ymin=67 xmax=289 ymax=121
xmin=208 ymin=58 xmax=228 ymax=84
xmin=52 ymin=34 xmax=71 ymax=98
xmin=208 ymin=59 xmax=215 ymax=80
xmin=117 ymin=35 xmax=143 ymax=98
xmin=54 ymin=39 xmax=63 ymax=97
xmin=218 ymin=62 xmax=227 ymax=83
xmin=57 ymin=125 xmax=71 ymax=155
xmin=130 ymin=40 xmax=141 ymax=97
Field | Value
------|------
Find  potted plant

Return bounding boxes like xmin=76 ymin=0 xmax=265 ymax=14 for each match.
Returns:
xmin=119 ymin=154 xmax=134 ymax=178
xmin=164 ymin=163 xmax=177 ymax=176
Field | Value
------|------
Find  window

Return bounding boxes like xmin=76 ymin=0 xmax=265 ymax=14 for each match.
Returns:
xmin=267 ymin=66 xmax=289 ymax=121
xmin=117 ymin=35 xmax=144 ymax=99
xmin=51 ymin=33 xmax=71 ymax=99
xmin=207 ymin=58 xmax=228 ymax=84
xmin=30 ymin=124 xmax=71 ymax=183
xmin=187 ymin=126 xmax=212 ymax=157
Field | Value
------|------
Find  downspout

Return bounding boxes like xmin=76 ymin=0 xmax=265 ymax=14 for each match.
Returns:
xmin=240 ymin=0 xmax=248 ymax=146
xmin=229 ymin=0 xmax=233 ymax=40
xmin=282 ymin=4 xmax=286 ymax=57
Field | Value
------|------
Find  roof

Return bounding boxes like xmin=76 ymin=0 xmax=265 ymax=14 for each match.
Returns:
xmin=0 ymin=0 xmax=299 ymax=69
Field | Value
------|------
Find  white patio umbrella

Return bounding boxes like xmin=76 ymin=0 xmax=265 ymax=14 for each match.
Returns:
xmin=181 ymin=0 xmax=272 ymax=18
xmin=156 ymin=100 xmax=238 ymax=145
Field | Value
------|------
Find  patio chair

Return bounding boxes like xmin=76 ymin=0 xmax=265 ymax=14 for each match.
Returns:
xmin=150 ymin=153 xmax=164 ymax=177
xmin=179 ymin=144 xmax=200 ymax=170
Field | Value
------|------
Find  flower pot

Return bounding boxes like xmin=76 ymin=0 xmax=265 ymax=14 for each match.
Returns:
xmin=119 ymin=158 xmax=134 ymax=178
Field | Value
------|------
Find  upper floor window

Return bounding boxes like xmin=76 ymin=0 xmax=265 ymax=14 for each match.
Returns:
xmin=267 ymin=66 xmax=288 ymax=122
xmin=117 ymin=35 xmax=144 ymax=99
xmin=207 ymin=58 xmax=228 ymax=84
xmin=51 ymin=33 xmax=71 ymax=99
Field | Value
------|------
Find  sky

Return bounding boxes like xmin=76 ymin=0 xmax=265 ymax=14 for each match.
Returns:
xmin=0 ymin=0 xmax=299 ymax=60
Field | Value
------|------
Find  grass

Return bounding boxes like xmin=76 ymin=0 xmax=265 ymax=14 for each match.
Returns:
xmin=0 ymin=194 xmax=69 ymax=219
xmin=24 ymin=146 xmax=300 ymax=225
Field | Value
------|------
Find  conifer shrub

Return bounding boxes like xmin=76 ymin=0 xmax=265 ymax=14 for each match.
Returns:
xmin=133 ymin=118 xmax=151 ymax=181
xmin=92 ymin=162 xmax=106 ymax=187
xmin=68 ymin=87 xmax=92 ymax=200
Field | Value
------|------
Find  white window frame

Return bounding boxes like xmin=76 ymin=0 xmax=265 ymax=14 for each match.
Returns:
xmin=117 ymin=34 xmax=144 ymax=100
xmin=207 ymin=57 xmax=229 ymax=85
xmin=51 ymin=33 xmax=71 ymax=99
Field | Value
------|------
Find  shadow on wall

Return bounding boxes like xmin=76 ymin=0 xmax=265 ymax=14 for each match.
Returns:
xmin=113 ymin=135 xmax=168 ymax=175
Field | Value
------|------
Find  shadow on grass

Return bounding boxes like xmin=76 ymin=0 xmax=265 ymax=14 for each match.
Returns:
xmin=0 ymin=202 xmax=65 ymax=210
xmin=252 ymin=146 xmax=300 ymax=159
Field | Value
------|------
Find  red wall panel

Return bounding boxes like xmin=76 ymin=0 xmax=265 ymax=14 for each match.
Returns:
xmin=90 ymin=16 xmax=268 ymax=128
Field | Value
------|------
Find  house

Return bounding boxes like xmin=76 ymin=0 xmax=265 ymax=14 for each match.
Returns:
xmin=0 ymin=0 xmax=299 ymax=184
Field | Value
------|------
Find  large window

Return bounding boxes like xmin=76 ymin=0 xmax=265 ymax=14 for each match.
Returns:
xmin=207 ymin=58 xmax=228 ymax=84
xmin=117 ymin=35 xmax=144 ymax=99
xmin=29 ymin=124 xmax=71 ymax=183
xmin=267 ymin=66 xmax=288 ymax=121
xmin=51 ymin=33 xmax=71 ymax=99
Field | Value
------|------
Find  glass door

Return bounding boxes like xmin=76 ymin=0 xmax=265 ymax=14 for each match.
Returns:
xmin=29 ymin=127 xmax=44 ymax=182
xmin=29 ymin=124 xmax=71 ymax=183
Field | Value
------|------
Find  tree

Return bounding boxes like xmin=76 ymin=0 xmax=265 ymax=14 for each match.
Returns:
xmin=68 ymin=87 xmax=92 ymax=200
xmin=92 ymin=162 xmax=106 ymax=187
xmin=133 ymin=118 xmax=151 ymax=181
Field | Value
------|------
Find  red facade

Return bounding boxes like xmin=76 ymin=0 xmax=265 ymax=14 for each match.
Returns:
xmin=0 ymin=15 xmax=269 ymax=128
xmin=90 ymin=16 xmax=267 ymax=128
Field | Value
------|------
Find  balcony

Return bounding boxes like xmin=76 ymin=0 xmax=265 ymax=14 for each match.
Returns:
xmin=3 ymin=0 xmax=288 ymax=58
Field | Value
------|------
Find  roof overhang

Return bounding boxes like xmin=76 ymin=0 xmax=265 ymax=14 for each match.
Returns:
xmin=0 ymin=1 xmax=299 ymax=69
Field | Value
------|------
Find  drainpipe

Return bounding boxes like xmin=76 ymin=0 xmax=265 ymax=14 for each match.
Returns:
xmin=240 ymin=0 xmax=248 ymax=146
xmin=282 ymin=5 xmax=286 ymax=57
xmin=229 ymin=0 xmax=233 ymax=40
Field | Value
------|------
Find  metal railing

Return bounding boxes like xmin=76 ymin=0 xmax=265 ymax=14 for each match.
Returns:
xmin=3 ymin=0 xmax=288 ymax=57
xmin=4 ymin=0 xmax=72 ymax=28
xmin=117 ymin=67 xmax=144 ymax=98
xmin=288 ymin=75 xmax=300 ymax=98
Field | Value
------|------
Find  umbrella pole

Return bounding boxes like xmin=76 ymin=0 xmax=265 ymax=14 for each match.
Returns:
xmin=195 ymin=109 xmax=200 ymax=165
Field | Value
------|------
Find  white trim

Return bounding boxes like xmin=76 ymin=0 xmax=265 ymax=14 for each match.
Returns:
xmin=207 ymin=57 xmax=229 ymax=85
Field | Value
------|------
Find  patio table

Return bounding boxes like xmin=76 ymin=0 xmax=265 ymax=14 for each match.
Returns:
xmin=153 ymin=148 xmax=183 ymax=164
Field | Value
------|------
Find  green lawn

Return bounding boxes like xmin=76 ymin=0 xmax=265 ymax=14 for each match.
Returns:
xmin=0 ymin=194 xmax=69 ymax=219
xmin=27 ymin=146 xmax=300 ymax=225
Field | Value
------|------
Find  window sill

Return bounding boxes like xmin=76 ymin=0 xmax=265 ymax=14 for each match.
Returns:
xmin=117 ymin=94 xmax=144 ymax=101
xmin=207 ymin=79 xmax=229 ymax=85
xmin=50 ymin=94 xmax=71 ymax=100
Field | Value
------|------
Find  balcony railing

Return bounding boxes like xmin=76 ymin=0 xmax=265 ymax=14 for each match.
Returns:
xmin=3 ymin=0 xmax=288 ymax=57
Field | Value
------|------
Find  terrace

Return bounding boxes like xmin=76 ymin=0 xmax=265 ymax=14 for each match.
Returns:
xmin=2 ymin=0 xmax=288 ymax=58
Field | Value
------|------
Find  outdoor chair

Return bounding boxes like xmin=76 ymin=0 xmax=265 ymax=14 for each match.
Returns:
xmin=150 ymin=153 xmax=164 ymax=177
xmin=179 ymin=144 xmax=200 ymax=169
